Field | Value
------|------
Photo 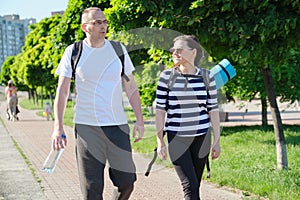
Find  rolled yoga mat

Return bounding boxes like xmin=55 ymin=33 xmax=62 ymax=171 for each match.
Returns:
xmin=210 ymin=59 xmax=236 ymax=89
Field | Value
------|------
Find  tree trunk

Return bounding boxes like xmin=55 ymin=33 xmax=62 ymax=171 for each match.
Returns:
xmin=261 ymin=96 xmax=268 ymax=127
xmin=50 ymin=92 xmax=54 ymax=107
xmin=34 ymin=89 xmax=38 ymax=105
xmin=30 ymin=89 xmax=35 ymax=104
xmin=41 ymin=86 xmax=44 ymax=108
xmin=261 ymin=65 xmax=288 ymax=170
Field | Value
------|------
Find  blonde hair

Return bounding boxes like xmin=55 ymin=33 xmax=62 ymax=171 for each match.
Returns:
xmin=81 ymin=7 xmax=102 ymax=24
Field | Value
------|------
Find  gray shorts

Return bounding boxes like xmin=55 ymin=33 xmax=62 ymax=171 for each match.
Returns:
xmin=75 ymin=123 xmax=136 ymax=172
xmin=75 ymin=124 xmax=136 ymax=199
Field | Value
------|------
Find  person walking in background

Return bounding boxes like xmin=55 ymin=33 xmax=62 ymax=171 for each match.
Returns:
xmin=51 ymin=7 xmax=144 ymax=200
xmin=5 ymin=80 xmax=18 ymax=121
xmin=44 ymin=102 xmax=53 ymax=120
xmin=155 ymin=35 xmax=221 ymax=200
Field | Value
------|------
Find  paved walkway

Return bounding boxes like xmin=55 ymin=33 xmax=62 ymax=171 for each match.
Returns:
xmin=0 ymin=94 xmax=299 ymax=200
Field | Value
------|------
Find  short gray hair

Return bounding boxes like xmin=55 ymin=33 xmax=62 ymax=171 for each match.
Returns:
xmin=81 ymin=7 xmax=102 ymax=24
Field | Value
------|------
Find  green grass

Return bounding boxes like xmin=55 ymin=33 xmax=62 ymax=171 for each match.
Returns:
xmin=20 ymin=98 xmax=300 ymax=200
xmin=212 ymin=126 xmax=300 ymax=200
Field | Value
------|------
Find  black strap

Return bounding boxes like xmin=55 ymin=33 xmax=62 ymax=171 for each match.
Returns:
xmin=110 ymin=40 xmax=129 ymax=82
xmin=71 ymin=41 xmax=83 ymax=80
xmin=200 ymin=68 xmax=210 ymax=92
xmin=218 ymin=63 xmax=231 ymax=81
xmin=145 ymin=148 xmax=157 ymax=176
xmin=165 ymin=68 xmax=178 ymax=111
xmin=70 ymin=40 xmax=129 ymax=82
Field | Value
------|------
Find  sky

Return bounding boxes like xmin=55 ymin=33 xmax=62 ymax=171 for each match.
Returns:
xmin=0 ymin=0 xmax=69 ymax=22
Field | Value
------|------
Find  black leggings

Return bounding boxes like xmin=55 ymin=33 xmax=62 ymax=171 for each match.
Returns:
xmin=167 ymin=133 xmax=211 ymax=200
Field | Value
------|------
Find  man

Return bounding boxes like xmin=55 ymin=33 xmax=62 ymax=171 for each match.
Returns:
xmin=52 ymin=7 xmax=144 ymax=200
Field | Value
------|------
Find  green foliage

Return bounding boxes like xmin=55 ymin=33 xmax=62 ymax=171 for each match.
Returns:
xmin=274 ymin=49 xmax=300 ymax=103
xmin=1 ymin=0 xmax=300 ymax=120
xmin=136 ymin=62 xmax=162 ymax=107
xmin=0 ymin=56 xmax=15 ymax=84
xmin=189 ymin=0 xmax=300 ymax=102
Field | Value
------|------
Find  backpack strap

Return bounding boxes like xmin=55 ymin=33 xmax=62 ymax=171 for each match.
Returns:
xmin=200 ymin=68 xmax=210 ymax=93
xmin=165 ymin=67 xmax=179 ymax=111
xmin=71 ymin=40 xmax=83 ymax=80
xmin=110 ymin=40 xmax=130 ymax=82
xmin=168 ymin=67 xmax=210 ymax=92
xmin=70 ymin=40 xmax=130 ymax=82
xmin=167 ymin=67 xmax=178 ymax=90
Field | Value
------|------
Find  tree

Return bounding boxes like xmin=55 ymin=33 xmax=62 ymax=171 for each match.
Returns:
xmin=188 ymin=0 xmax=300 ymax=170
xmin=0 ymin=56 xmax=15 ymax=84
xmin=16 ymin=16 xmax=63 ymax=105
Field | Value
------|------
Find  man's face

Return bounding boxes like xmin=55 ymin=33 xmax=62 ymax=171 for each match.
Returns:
xmin=82 ymin=10 xmax=108 ymax=39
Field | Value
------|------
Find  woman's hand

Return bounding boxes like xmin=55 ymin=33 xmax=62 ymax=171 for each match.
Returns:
xmin=211 ymin=142 xmax=220 ymax=160
xmin=157 ymin=142 xmax=167 ymax=160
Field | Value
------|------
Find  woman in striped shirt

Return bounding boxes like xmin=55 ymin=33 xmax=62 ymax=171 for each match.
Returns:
xmin=155 ymin=35 xmax=221 ymax=200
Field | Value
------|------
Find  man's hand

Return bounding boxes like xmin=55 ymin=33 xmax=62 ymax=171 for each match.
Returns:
xmin=133 ymin=123 xmax=144 ymax=143
xmin=51 ymin=130 xmax=67 ymax=150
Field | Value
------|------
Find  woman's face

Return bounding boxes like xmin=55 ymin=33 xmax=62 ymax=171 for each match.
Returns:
xmin=171 ymin=40 xmax=196 ymax=67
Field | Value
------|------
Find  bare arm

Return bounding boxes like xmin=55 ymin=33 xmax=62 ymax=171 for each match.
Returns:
xmin=156 ymin=109 xmax=167 ymax=160
xmin=52 ymin=76 xmax=71 ymax=150
xmin=123 ymin=74 xmax=144 ymax=142
xmin=209 ymin=110 xmax=221 ymax=160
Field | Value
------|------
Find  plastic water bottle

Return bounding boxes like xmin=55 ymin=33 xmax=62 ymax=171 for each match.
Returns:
xmin=42 ymin=133 xmax=66 ymax=174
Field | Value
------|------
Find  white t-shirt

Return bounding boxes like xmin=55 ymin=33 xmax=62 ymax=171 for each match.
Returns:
xmin=55 ymin=39 xmax=135 ymax=126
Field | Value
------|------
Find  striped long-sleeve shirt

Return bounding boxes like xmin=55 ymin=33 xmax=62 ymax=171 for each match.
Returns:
xmin=156 ymin=67 xmax=219 ymax=137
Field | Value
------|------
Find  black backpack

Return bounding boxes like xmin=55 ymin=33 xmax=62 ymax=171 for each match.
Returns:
xmin=70 ymin=40 xmax=129 ymax=81
xmin=165 ymin=67 xmax=210 ymax=111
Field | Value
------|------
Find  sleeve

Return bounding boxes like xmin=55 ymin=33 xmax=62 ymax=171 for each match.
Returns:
xmin=121 ymin=44 xmax=135 ymax=76
xmin=55 ymin=44 xmax=74 ymax=78
xmin=207 ymin=71 xmax=219 ymax=112
xmin=155 ymin=70 xmax=170 ymax=111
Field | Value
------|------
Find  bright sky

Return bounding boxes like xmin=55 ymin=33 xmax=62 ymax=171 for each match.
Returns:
xmin=0 ymin=0 xmax=69 ymax=22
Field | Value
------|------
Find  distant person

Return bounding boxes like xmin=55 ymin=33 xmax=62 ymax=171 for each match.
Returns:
xmin=155 ymin=35 xmax=221 ymax=199
xmin=51 ymin=7 xmax=144 ymax=200
xmin=44 ymin=102 xmax=53 ymax=120
xmin=5 ymin=80 xmax=18 ymax=121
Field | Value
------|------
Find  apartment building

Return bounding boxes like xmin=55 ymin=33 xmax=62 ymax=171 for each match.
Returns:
xmin=0 ymin=14 xmax=36 ymax=70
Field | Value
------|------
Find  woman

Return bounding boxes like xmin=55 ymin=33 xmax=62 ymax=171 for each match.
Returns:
xmin=5 ymin=80 xmax=18 ymax=121
xmin=155 ymin=35 xmax=221 ymax=200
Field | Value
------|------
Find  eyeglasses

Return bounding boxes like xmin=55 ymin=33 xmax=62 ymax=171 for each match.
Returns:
xmin=85 ymin=19 xmax=108 ymax=26
xmin=170 ymin=47 xmax=193 ymax=54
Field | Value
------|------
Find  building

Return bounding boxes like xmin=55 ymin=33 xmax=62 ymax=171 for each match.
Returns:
xmin=0 ymin=14 xmax=36 ymax=70
xmin=51 ymin=11 xmax=64 ymax=17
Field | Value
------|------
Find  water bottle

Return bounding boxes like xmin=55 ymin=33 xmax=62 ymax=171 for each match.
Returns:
xmin=42 ymin=133 xmax=66 ymax=174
